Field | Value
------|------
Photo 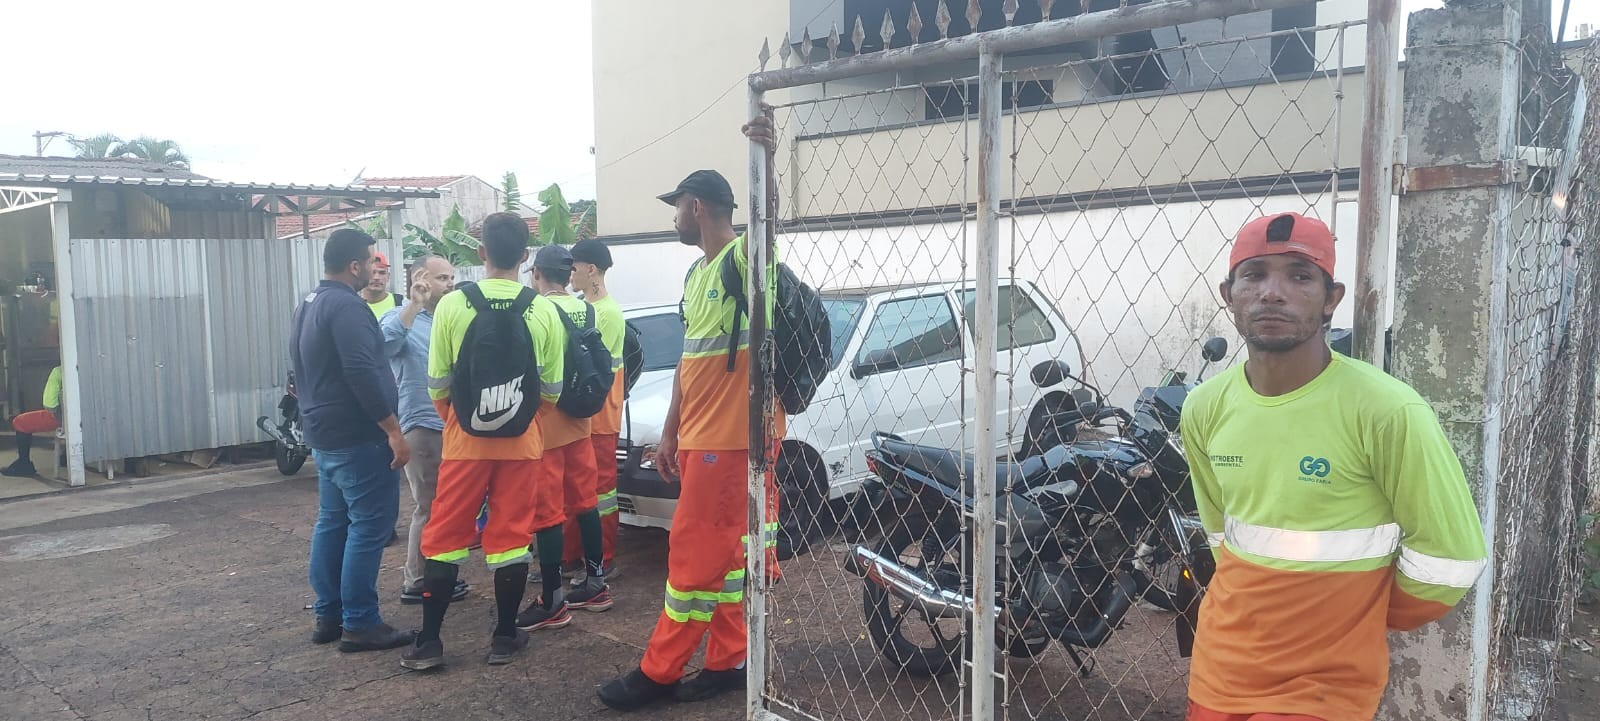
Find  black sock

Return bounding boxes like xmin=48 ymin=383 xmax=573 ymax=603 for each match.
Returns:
xmin=416 ymin=560 xmax=459 ymax=646
xmin=535 ymin=526 xmax=564 ymax=608
xmin=14 ymin=433 xmax=32 ymax=463
xmin=493 ymin=563 xmax=528 ymax=637
xmin=577 ymin=509 xmax=605 ymax=578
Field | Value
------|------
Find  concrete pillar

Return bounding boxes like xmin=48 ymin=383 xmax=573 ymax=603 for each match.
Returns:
xmin=1382 ymin=1 xmax=1522 ymax=720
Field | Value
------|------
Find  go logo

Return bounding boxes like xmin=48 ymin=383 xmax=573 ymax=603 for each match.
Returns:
xmin=1299 ymin=456 xmax=1331 ymax=478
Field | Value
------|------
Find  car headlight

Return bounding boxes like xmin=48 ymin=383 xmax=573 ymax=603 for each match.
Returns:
xmin=639 ymin=444 xmax=659 ymax=470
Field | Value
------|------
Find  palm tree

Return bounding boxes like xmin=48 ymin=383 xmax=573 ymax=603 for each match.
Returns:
xmin=113 ymin=136 xmax=190 ymax=168
xmin=69 ymin=133 xmax=123 ymax=159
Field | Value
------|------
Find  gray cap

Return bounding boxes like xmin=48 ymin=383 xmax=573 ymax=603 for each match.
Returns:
xmin=533 ymin=244 xmax=573 ymax=270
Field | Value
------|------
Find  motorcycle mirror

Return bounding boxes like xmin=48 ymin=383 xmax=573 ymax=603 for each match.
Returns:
xmin=1200 ymin=337 xmax=1228 ymax=363
xmin=1070 ymin=388 xmax=1099 ymax=419
xmin=1030 ymin=360 xmax=1072 ymax=388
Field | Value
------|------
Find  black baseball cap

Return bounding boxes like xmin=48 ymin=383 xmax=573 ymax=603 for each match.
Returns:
xmin=533 ymin=244 xmax=574 ymax=271
xmin=657 ymin=169 xmax=737 ymax=209
xmin=570 ymin=239 xmax=613 ymax=270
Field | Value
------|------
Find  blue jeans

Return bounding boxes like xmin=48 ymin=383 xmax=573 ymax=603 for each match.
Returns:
xmin=309 ymin=440 xmax=400 ymax=631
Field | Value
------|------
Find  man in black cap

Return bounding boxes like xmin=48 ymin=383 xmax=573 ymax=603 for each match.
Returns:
xmin=563 ymin=239 xmax=627 ymax=582
xmin=599 ymin=162 xmax=783 ymax=710
xmin=516 ymin=245 xmax=615 ymax=633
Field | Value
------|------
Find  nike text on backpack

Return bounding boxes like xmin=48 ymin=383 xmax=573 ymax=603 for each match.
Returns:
xmin=452 ymin=283 xmax=541 ymax=437
xmin=555 ymin=301 xmax=616 ymax=418
xmin=686 ymin=251 xmax=831 ymax=414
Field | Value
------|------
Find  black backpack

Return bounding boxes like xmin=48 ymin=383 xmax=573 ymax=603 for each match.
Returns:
xmin=553 ymin=300 xmax=615 ymax=418
xmin=711 ymin=250 xmax=831 ymax=414
xmin=452 ymin=283 xmax=540 ymax=438
xmin=621 ymin=321 xmax=645 ymax=397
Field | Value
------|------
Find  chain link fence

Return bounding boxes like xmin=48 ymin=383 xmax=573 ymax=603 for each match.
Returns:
xmin=1485 ymin=32 xmax=1597 ymax=720
xmin=737 ymin=2 xmax=1365 ymax=720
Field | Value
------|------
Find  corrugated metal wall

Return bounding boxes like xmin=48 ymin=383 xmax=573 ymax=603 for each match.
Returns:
xmin=70 ymin=234 xmax=403 ymax=462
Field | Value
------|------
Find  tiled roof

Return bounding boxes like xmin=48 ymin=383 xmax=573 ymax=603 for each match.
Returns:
xmin=356 ymin=175 xmax=468 ymax=189
xmin=276 ymin=210 xmax=386 ymax=239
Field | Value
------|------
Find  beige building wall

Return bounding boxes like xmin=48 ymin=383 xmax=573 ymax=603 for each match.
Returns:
xmin=592 ymin=0 xmax=793 ymax=237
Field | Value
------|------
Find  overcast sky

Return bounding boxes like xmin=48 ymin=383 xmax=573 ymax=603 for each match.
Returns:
xmin=2 ymin=1 xmax=1593 ymax=204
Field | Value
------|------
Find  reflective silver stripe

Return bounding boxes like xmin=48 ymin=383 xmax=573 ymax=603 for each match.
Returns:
xmin=610 ymin=358 xmax=625 ymax=372
xmin=683 ymin=331 xmax=750 ymax=355
xmin=427 ymin=374 xmax=452 ymax=390
xmin=541 ymin=380 xmax=563 ymax=397
xmin=664 ymin=594 xmax=718 ymax=620
xmin=597 ymin=490 xmax=619 ymax=515
xmin=1206 ymin=532 xmax=1224 ymax=549
xmin=1224 ymin=516 xmax=1400 ymax=563
xmin=1397 ymin=546 xmax=1486 ymax=588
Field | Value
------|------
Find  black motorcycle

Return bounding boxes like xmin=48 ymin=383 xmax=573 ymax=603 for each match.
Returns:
xmin=849 ymin=339 xmax=1226 ymax=677
xmin=257 ymin=371 xmax=308 ymax=475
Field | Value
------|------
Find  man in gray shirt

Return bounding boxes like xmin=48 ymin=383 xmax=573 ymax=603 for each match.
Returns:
xmin=381 ymin=256 xmax=470 ymax=605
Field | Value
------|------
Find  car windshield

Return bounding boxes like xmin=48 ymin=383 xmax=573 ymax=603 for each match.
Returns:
xmin=628 ymin=312 xmax=687 ymax=372
xmin=822 ymin=297 xmax=865 ymax=367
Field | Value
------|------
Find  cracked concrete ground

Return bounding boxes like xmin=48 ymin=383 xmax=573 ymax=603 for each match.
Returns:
xmin=0 ymin=464 xmax=1208 ymax=721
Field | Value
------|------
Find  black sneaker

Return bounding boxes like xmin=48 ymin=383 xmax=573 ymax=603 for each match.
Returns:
xmin=514 ymin=600 xmax=572 ymax=632
xmin=486 ymin=629 xmax=529 ymax=665
xmin=338 ymin=623 xmax=415 ymax=653
xmin=0 ymin=459 xmax=37 ymax=478
xmin=310 ymin=617 xmax=341 ymax=645
xmin=400 ymin=638 xmax=445 ymax=671
xmin=675 ymin=667 xmax=747 ymax=702
xmin=400 ymin=581 xmax=470 ymax=605
xmin=598 ymin=667 xmax=677 ymax=712
xmin=567 ymin=577 xmax=613 ymax=612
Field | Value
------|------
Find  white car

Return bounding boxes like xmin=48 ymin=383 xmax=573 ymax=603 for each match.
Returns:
xmin=617 ymin=280 xmax=1086 ymax=546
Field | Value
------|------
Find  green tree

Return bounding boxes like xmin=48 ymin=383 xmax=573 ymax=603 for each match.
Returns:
xmin=501 ymin=172 xmax=522 ymax=212
xmin=113 ymin=136 xmax=190 ymax=168
xmin=569 ymin=199 xmax=597 ymax=240
xmin=402 ymin=205 xmax=480 ymax=265
xmin=536 ymin=183 xmax=598 ymax=246
xmin=70 ymin=133 xmax=123 ymax=159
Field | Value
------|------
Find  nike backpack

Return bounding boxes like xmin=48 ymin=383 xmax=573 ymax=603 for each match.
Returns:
xmin=452 ymin=283 xmax=540 ymax=437
xmin=554 ymin=301 xmax=616 ymax=418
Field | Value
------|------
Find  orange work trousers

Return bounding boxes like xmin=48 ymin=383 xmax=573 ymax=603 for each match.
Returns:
xmin=421 ymin=459 xmax=551 ymax=568
xmin=12 ymin=410 xmax=57 ymax=434
xmin=564 ymin=433 xmax=620 ymax=567
xmin=1187 ymin=702 xmax=1329 ymax=721
xmin=639 ymin=448 xmax=780 ymax=684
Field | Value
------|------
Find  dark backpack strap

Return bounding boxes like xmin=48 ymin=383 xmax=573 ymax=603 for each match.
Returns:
xmin=459 ymin=282 xmax=488 ymax=312
xmin=508 ymin=286 xmax=537 ymax=316
xmin=678 ymin=259 xmax=701 ymax=322
xmin=582 ymin=302 xmax=596 ymax=330
xmin=554 ymin=302 xmax=580 ymax=334
xmin=719 ymin=248 xmax=747 ymax=373
xmin=392 ymin=292 xmax=404 ymax=306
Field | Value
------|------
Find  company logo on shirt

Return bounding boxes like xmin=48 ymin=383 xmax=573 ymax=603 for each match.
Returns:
xmin=471 ymin=377 xmax=524 ymax=432
xmin=708 ymin=288 xmax=720 ymax=300
xmin=1210 ymin=454 xmax=1245 ymax=468
xmin=1298 ymin=455 xmax=1332 ymax=484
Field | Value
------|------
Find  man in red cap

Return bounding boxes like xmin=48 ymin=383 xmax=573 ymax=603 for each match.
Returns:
xmin=1178 ymin=212 xmax=1488 ymax=721
xmin=362 ymin=252 xmax=404 ymax=319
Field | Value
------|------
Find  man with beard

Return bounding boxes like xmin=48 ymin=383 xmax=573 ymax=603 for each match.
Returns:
xmin=291 ymin=228 xmax=413 ymax=653
xmin=1179 ymin=212 xmax=1488 ymax=721
xmin=598 ymin=167 xmax=782 ymax=711
xmin=362 ymin=252 xmax=403 ymax=318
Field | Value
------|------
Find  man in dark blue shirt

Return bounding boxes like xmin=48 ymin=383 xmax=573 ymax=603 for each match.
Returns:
xmin=290 ymin=228 xmax=413 ymax=653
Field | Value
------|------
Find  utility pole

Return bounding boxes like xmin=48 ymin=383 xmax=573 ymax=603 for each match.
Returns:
xmin=33 ymin=131 xmax=68 ymax=156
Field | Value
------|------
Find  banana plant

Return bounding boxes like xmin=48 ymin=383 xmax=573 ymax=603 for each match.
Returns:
xmin=403 ymin=204 xmax=480 ymax=265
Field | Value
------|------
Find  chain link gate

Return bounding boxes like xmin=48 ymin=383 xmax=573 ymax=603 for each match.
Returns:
xmin=738 ymin=2 xmax=1370 ymax=720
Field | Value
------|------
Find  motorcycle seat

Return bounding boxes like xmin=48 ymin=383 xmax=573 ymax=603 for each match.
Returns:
xmin=878 ymin=437 xmax=1060 ymax=496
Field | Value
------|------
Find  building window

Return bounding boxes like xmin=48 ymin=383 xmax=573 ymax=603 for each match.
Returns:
xmin=925 ymin=79 xmax=1054 ymax=120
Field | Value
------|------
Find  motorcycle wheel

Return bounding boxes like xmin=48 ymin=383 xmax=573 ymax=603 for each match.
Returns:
xmin=862 ymin=517 xmax=1049 ymax=675
xmin=1130 ymin=512 xmax=1206 ymax=612
xmin=275 ymin=441 xmax=307 ymax=476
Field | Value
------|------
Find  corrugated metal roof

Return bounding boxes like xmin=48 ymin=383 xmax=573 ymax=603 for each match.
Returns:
xmin=0 ymin=172 xmax=442 ymax=196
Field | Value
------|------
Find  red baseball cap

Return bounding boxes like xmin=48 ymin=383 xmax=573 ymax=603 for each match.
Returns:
xmin=373 ymin=252 xmax=391 ymax=268
xmin=1229 ymin=212 xmax=1336 ymax=279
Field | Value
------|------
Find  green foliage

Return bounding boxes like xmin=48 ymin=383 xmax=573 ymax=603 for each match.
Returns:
xmin=402 ymin=205 xmax=480 ymax=265
xmin=535 ymin=183 xmax=574 ymax=247
xmin=341 ymin=214 xmax=389 ymax=240
xmin=70 ymin=133 xmax=123 ymax=159
xmin=113 ymin=136 xmax=190 ymax=168
xmin=570 ymin=199 xmax=597 ymax=240
xmin=502 ymin=172 xmax=521 ymax=213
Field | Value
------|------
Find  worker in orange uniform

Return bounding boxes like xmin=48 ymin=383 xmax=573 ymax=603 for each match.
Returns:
xmin=1179 ymin=212 xmax=1489 ymax=721
xmin=563 ymin=239 xmax=625 ymax=581
xmin=399 ymin=212 xmax=566 ymax=671
xmin=598 ymin=164 xmax=781 ymax=711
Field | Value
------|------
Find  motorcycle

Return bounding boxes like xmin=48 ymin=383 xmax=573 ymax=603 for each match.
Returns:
xmin=257 ymin=371 xmax=309 ymax=475
xmin=849 ymin=338 xmax=1227 ymax=677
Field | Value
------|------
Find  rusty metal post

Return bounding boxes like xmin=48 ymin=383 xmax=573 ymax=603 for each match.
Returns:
xmin=1354 ymin=0 xmax=1401 ymax=367
xmin=970 ymin=45 xmax=1002 ymax=721
xmin=744 ymin=86 xmax=773 ymax=721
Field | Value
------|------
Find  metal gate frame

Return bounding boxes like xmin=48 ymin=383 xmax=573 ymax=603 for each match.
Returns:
xmin=738 ymin=1 xmax=1400 ymax=719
